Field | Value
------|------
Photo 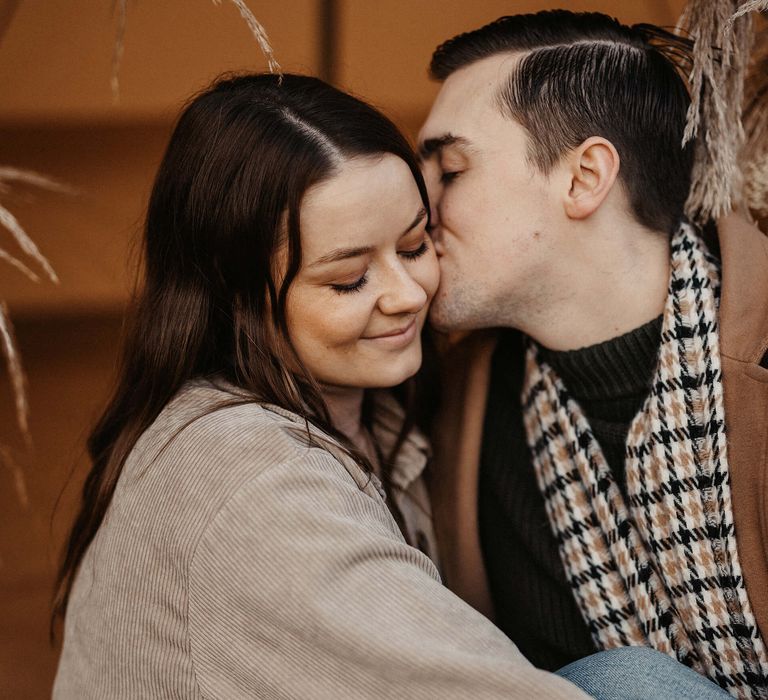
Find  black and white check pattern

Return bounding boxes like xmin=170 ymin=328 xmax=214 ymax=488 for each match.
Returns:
xmin=522 ymin=222 xmax=768 ymax=698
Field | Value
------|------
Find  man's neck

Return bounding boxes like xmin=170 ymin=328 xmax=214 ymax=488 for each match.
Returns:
xmin=522 ymin=219 xmax=670 ymax=352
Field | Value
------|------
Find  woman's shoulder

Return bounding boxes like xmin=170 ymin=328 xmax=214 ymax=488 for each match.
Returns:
xmin=118 ymin=379 xmax=377 ymax=523
xmin=128 ymin=378 xmax=329 ymax=482
xmin=89 ymin=379 xmax=385 ymax=583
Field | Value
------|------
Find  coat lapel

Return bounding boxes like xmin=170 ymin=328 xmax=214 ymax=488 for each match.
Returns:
xmin=429 ymin=331 xmax=497 ymax=618
xmin=717 ymin=214 xmax=768 ymax=641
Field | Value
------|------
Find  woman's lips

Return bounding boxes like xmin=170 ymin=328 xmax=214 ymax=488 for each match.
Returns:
xmin=363 ymin=318 xmax=418 ymax=347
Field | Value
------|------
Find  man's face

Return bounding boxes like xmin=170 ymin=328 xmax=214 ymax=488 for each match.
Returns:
xmin=419 ymin=53 xmax=562 ymax=332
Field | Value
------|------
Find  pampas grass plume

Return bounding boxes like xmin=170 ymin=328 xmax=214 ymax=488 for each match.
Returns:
xmin=111 ymin=0 xmax=282 ymax=98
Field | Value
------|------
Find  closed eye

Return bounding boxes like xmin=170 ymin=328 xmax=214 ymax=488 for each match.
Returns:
xmin=331 ymin=274 xmax=368 ymax=294
xmin=440 ymin=171 xmax=461 ymax=184
xmin=399 ymin=240 xmax=429 ymax=260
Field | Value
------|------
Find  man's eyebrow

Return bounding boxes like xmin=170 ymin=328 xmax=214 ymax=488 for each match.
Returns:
xmin=418 ymin=133 xmax=470 ymax=159
xmin=310 ymin=207 xmax=428 ymax=267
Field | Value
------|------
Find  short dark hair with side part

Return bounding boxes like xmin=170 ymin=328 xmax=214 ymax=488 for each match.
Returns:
xmin=430 ymin=11 xmax=694 ymax=234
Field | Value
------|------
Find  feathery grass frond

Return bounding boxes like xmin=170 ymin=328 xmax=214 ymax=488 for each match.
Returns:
xmin=0 ymin=167 xmax=73 ymax=194
xmin=0 ymin=166 xmax=64 ymax=443
xmin=742 ymin=15 xmax=768 ymax=218
xmin=0 ymin=302 xmax=28 ymax=437
xmin=731 ymin=0 xmax=768 ymax=22
xmin=110 ymin=0 xmax=128 ymax=100
xmin=212 ymin=0 xmax=282 ymax=76
xmin=678 ymin=0 xmax=752 ymax=223
xmin=0 ymin=165 xmax=66 ymax=283
xmin=0 ymin=248 xmax=40 ymax=282
xmin=0 ymin=445 xmax=29 ymax=509
xmin=111 ymin=0 xmax=281 ymax=97
xmin=0 ymin=204 xmax=58 ymax=284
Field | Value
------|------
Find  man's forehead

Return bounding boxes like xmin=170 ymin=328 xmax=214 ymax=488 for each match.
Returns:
xmin=418 ymin=52 xmax=522 ymax=149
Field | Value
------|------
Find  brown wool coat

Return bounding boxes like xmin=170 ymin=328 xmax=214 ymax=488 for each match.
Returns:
xmin=430 ymin=213 xmax=768 ymax=642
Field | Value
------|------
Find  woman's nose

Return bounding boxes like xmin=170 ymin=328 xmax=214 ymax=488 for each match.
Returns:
xmin=377 ymin=265 xmax=428 ymax=316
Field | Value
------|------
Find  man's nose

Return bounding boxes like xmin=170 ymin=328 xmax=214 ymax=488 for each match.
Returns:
xmin=428 ymin=199 xmax=440 ymax=231
xmin=426 ymin=204 xmax=445 ymax=257
xmin=420 ymin=166 xmax=441 ymax=224
xmin=425 ymin=186 xmax=445 ymax=254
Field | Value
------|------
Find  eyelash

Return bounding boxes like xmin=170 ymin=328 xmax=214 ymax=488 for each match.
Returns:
xmin=332 ymin=276 xmax=369 ymax=295
xmin=400 ymin=240 xmax=429 ymax=260
xmin=440 ymin=171 xmax=461 ymax=184
xmin=331 ymin=240 xmax=430 ymax=295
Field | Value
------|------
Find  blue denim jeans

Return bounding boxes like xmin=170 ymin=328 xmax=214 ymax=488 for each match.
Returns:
xmin=555 ymin=647 xmax=731 ymax=699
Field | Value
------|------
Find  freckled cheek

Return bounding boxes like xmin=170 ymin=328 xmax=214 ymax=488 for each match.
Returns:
xmin=298 ymin=294 xmax=376 ymax=353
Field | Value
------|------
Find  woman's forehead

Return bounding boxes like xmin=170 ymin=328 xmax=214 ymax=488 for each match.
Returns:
xmin=299 ymin=155 xmax=424 ymax=259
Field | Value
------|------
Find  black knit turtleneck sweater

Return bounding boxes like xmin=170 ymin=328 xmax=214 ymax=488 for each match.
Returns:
xmin=478 ymin=316 xmax=662 ymax=671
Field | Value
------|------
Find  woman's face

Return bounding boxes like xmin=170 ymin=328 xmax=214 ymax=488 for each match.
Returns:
xmin=286 ymin=154 xmax=439 ymax=390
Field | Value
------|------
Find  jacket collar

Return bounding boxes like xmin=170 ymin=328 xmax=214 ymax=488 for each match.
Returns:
xmin=252 ymin=388 xmax=430 ymax=491
xmin=369 ymin=390 xmax=431 ymax=491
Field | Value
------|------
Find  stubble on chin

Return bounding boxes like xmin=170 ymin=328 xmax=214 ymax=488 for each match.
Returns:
xmin=428 ymin=294 xmax=459 ymax=332
xmin=428 ymin=281 xmax=497 ymax=333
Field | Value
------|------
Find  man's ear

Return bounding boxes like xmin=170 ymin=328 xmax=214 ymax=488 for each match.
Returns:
xmin=563 ymin=137 xmax=620 ymax=220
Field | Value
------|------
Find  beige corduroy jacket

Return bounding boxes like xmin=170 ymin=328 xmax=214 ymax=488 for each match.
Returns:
xmin=429 ymin=214 xmax=768 ymax=644
xmin=53 ymin=380 xmax=586 ymax=699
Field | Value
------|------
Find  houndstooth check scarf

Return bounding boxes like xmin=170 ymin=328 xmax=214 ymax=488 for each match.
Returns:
xmin=522 ymin=222 xmax=768 ymax=698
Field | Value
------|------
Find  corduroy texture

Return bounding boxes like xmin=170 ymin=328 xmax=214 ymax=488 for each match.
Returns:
xmin=522 ymin=222 xmax=768 ymax=698
xmin=53 ymin=380 xmax=586 ymax=700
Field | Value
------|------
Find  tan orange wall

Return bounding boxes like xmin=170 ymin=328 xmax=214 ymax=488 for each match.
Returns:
xmin=0 ymin=0 xmax=319 ymax=316
xmin=0 ymin=0 xmax=685 ymax=315
xmin=0 ymin=2 xmax=685 ymax=697
xmin=337 ymin=0 xmax=685 ymax=129
xmin=0 ymin=1 xmax=319 ymax=123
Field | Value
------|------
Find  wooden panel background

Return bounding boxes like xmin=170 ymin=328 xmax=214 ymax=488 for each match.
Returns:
xmin=0 ymin=1 xmax=684 ymax=696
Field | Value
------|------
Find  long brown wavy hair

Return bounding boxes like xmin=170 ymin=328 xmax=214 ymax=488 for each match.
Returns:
xmin=52 ymin=73 xmax=433 ymax=627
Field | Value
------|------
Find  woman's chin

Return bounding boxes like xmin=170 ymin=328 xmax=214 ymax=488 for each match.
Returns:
xmin=374 ymin=346 xmax=423 ymax=387
xmin=369 ymin=366 xmax=420 ymax=388
xmin=335 ymin=346 xmax=423 ymax=389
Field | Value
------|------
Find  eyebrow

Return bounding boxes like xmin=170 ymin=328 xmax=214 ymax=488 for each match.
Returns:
xmin=418 ymin=133 xmax=471 ymax=160
xmin=310 ymin=206 xmax=428 ymax=267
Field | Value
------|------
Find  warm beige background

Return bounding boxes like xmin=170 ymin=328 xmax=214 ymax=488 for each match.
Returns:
xmin=0 ymin=1 xmax=684 ymax=696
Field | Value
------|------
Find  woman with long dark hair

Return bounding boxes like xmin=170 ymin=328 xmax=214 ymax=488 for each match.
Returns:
xmin=51 ymin=74 xmax=732 ymax=700
xmin=50 ymin=72 xmax=580 ymax=699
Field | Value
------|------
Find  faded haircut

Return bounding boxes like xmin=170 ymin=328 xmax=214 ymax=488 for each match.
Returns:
xmin=430 ymin=10 xmax=694 ymax=234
